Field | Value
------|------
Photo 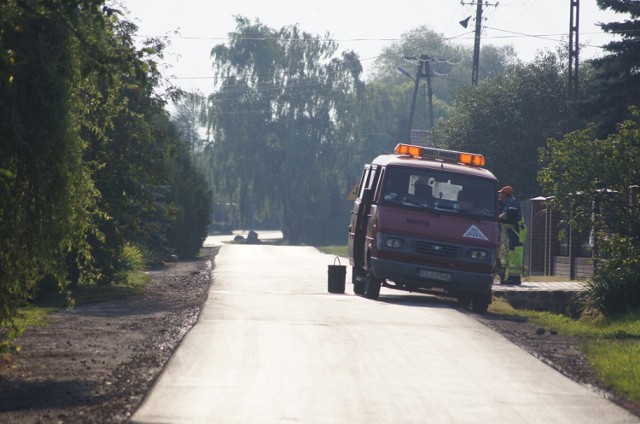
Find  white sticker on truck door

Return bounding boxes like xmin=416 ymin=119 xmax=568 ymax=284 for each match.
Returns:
xmin=463 ymin=225 xmax=489 ymax=241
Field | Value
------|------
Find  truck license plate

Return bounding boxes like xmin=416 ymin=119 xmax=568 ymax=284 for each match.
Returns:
xmin=418 ymin=269 xmax=452 ymax=282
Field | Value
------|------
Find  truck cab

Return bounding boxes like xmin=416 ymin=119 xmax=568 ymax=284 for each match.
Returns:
xmin=348 ymin=143 xmax=499 ymax=314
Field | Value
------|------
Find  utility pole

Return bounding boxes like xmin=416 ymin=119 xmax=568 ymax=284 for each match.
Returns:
xmin=568 ymin=0 xmax=580 ymax=99
xmin=471 ymin=0 xmax=483 ymax=86
xmin=399 ymin=55 xmax=434 ymax=141
xmin=461 ymin=0 xmax=498 ymax=86
xmin=425 ymin=59 xmax=434 ymax=130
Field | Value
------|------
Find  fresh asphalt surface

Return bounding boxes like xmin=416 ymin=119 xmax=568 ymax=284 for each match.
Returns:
xmin=132 ymin=234 xmax=639 ymax=423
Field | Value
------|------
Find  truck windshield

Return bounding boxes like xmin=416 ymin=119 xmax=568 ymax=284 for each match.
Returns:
xmin=381 ymin=167 xmax=496 ymax=219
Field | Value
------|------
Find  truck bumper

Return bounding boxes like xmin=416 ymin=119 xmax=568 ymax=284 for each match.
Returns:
xmin=370 ymin=257 xmax=492 ymax=295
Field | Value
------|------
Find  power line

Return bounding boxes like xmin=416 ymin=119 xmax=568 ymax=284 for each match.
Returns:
xmin=133 ymin=34 xmax=404 ymax=43
xmin=137 ymin=26 xmax=614 ymax=83
xmin=484 ymin=26 xmax=613 ymax=50
xmin=155 ymin=21 xmax=621 ymax=92
xmin=135 ymin=29 xmax=613 ymax=45
xmin=212 ymin=93 xmax=415 ymax=115
xmin=163 ymin=26 xmax=613 ymax=86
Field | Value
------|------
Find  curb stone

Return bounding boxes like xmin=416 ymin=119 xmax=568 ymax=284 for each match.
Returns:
xmin=492 ymin=281 xmax=587 ymax=313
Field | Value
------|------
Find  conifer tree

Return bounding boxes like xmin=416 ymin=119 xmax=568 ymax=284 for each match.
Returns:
xmin=581 ymin=0 xmax=640 ymax=136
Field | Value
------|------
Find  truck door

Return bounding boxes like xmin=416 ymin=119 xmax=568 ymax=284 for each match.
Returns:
xmin=348 ymin=165 xmax=380 ymax=268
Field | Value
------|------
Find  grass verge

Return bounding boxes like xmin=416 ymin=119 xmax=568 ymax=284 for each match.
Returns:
xmin=0 ymin=307 xmax=54 ymax=353
xmin=490 ymin=298 xmax=640 ymax=402
xmin=316 ymin=245 xmax=348 ymax=258
xmin=36 ymin=272 xmax=150 ymax=308
xmin=1 ymin=270 xmax=151 ymax=352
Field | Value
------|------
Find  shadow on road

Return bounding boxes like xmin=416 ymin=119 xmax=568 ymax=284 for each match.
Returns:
xmin=378 ymin=293 xmax=455 ymax=309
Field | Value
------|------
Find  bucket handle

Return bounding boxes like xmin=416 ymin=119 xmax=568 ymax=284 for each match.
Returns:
xmin=333 ymin=256 xmax=341 ymax=266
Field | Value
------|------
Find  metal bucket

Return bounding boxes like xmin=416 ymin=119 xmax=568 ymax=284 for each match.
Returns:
xmin=327 ymin=257 xmax=346 ymax=293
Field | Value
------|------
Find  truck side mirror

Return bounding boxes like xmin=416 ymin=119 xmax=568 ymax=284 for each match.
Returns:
xmin=361 ymin=188 xmax=374 ymax=205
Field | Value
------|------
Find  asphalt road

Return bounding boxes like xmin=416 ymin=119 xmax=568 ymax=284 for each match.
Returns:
xmin=131 ymin=239 xmax=639 ymax=424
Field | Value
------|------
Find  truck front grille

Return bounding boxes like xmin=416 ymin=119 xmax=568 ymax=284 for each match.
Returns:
xmin=412 ymin=240 xmax=461 ymax=258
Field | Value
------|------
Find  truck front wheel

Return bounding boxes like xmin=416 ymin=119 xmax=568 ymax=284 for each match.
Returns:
xmin=472 ymin=293 xmax=491 ymax=314
xmin=456 ymin=294 xmax=472 ymax=309
xmin=364 ymin=268 xmax=382 ymax=300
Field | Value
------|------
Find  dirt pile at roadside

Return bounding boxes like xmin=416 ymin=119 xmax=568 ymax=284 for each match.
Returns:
xmin=0 ymin=247 xmax=217 ymax=423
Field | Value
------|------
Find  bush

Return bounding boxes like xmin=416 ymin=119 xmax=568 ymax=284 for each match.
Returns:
xmin=587 ymin=234 xmax=640 ymax=316
xmin=107 ymin=243 xmax=148 ymax=285
xmin=121 ymin=243 xmax=147 ymax=272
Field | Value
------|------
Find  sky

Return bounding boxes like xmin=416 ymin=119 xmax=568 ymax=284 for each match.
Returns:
xmin=120 ymin=0 xmax=624 ymax=96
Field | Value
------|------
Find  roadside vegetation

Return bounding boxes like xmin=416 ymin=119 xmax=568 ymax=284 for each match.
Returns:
xmin=0 ymin=275 xmax=149 ymax=354
xmin=490 ymin=298 xmax=640 ymax=403
xmin=0 ymin=308 xmax=52 ymax=353
xmin=0 ymin=1 xmax=212 ymax=335
xmin=0 ymin=243 xmax=152 ymax=352
xmin=317 ymin=246 xmax=348 ymax=258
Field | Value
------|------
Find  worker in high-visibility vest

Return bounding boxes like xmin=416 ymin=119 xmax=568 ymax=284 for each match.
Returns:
xmin=496 ymin=185 xmax=527 ymax=285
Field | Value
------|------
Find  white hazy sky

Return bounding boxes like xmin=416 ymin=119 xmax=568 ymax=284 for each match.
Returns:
xmin=120 ymin=0 xmax=623 ymax=95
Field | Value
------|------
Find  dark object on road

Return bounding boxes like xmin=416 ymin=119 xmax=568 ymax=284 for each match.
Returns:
xmin=328 ymin=257 xmax=346 ymax=294
xmin=246 ymin=230 xmax=261 ymax=244
xmin=233 ymin=231 xmax=261 ymax=244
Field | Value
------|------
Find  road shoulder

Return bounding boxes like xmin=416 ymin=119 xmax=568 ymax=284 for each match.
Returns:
xmin=0 ymin=247 xmax=217 ymax=424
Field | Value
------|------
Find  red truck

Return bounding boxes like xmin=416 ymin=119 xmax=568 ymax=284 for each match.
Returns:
xmin=348 ymin=143 xmax=499 ymax=314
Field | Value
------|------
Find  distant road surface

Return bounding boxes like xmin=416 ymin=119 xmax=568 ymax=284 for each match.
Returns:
xmin=132 ymin=237 xmax=638 ymax=424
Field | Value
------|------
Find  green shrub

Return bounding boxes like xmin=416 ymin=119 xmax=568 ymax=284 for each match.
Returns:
xmin=121 ymin=243 xmax=147 ymax=272
xmin=587 ymin=234 xmax=640 ymax=316
xmin=109 ymin=243 xmax=149 ymax=286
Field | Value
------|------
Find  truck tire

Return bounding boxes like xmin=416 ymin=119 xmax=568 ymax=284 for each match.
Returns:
xmin=364 ymin=268 xmax=382 ymax=300
xmin=472 ymin=293 xmax=491 ymax=314
xmin=456 ymin=294 xmax=472 ymax=309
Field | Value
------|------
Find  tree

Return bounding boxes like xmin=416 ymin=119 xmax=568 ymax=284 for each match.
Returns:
xmin=0 ymin=0 xmax=105 ymax=325
xmin=89 ymin=25 xmax=212 ymax=266
xmin=355 ymin=25 xmax=517 ymax=160
xmin=580 ymin=0 xmax=640 ymax=137
xmin=0 ymin=1 xmax=212 ymax=330
xmin=371 ymin=25 xmax=517 ymax=104
xmin=435 ymin=52 xmax=569 ymax=198
xmin=77 ymin=12 xmax=185 ymax=280
xmin=205 ymin=17 xmax=363 ymax=244
xmin=173 ymin=92 xmax=207 ymax=154
xmin=166 ymin=123 xmax=213 ymax=259
xmin=539 ymin=109 xmax=640 ymax=315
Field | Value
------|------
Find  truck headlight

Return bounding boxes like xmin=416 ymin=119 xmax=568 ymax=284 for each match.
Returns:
xmin=470 ymin=250 xmax=488 ymax=260
xmin=385 ymin=238 xmax=403 ymax=249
